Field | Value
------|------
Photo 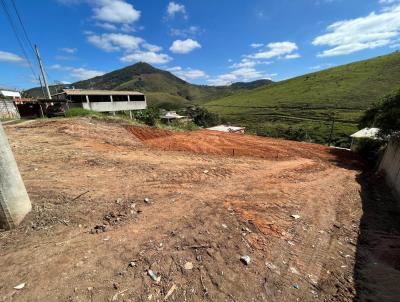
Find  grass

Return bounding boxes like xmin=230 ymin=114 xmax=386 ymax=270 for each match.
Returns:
xmin=64 ymin=107 xmax=199 ymax=132
xmin=205 ymin=52 xmax=400 ymax=147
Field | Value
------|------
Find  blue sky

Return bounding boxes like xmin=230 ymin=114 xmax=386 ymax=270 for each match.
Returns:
xmin=1 ymin=0 xmax=400 ymax=89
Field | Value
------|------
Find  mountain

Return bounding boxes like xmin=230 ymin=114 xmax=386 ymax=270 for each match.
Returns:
xmin=26 ymin=62 xmax=272 ymax=108
xmin=205 ymin=51 xmax=400 ymax=146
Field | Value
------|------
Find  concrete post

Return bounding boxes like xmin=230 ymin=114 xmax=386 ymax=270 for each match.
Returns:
xmin=0 ymin=123 xmax=31 ymax=230
xmin=127 ymin=95 xmax=133 ymax=119
xmin=110 ymin=96 xmax=116 ymax=116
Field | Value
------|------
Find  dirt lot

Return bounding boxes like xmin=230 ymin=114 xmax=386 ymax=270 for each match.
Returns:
xmin=1 ymin=118 xmax=399 ymax=302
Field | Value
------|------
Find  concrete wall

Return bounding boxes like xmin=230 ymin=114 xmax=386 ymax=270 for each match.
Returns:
xmin=82 ymin=101 xmax=147 ymax=112
xmin=379 ymin=135 xmax=400 ymax=199
xmin=0 ymin=99 xmax=20 ymax=119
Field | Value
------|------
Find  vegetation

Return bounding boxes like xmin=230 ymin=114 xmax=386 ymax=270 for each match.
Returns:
xmin=133 ymin=107 xmax=159 ymax=126
xmin=187 ymin=106 xmax=221 ymax=128
xmin=65 ymin=108 xmax=104 ymax=118
xmin=157 ymin=119 xmax=199 ymax=132
xmin=205 ymin=52 xmax=400 ymax=147
xmin=359 ymin=89 xmax=400 ymax=136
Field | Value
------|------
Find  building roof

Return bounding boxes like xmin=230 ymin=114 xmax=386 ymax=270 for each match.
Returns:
xmin=207 ymin=125 xmax=245 ymax=132
xmin=350 ymin=127 xmax=380 ymax=139
xmin=160 ymin=111 xmax=186 ymax=119
xmin=60 ymin=89 xmax=144 ymax=96
xmin=0 ymin=90 xmax=21 ymax=98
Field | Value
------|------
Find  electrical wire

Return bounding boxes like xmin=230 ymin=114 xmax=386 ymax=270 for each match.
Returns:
xmin=0 ymin=0 xmax=38 ymax=82
xmin=8 ymin=0 xmax=56 ymax=86
xmin=9 ymin=0 xmax=35 ymax=53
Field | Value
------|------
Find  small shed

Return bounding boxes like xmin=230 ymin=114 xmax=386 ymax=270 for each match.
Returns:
xmin=207 ymin=125 xmax=245 ymax=134
xmin=350 ymin=127 xmax=380 ymax=151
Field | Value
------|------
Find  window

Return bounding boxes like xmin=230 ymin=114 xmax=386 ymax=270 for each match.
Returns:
xmin=130 ymin=95 xmax=145 ymax=101
xmin=112 ymin=95 xmax=128 ymax=102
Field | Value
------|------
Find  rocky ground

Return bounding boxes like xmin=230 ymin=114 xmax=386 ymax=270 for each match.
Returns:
xmin=0 ymin=117 xmax=399 ymax=302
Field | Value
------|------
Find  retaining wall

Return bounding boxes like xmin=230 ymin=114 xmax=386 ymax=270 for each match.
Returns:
xmin=379 ymin=135 xmax=400 ymax=200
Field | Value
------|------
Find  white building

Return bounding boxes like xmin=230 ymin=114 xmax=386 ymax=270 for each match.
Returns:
xmin=53 ymin=89 xmax=147 ymax=113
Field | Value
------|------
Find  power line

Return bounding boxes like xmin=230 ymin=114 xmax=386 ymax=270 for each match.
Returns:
xmin=9 ymin=0 xmax=35 ymax=53
xmin=0 ymin=0 xmax=38 ymax=82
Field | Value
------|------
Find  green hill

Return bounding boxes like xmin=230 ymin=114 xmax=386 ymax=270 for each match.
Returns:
xmin=205 ymin=52 xmax=400 ymax=147
xmin=26 ymin=62 xmax=272 ymax=108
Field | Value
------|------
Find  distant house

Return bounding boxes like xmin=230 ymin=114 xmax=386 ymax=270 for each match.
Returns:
xmin=350 ymin=127 xmax=381 ymax=151
xmin=160 ymin=111 xmax=188 ymax=123
xmin=52 ymin=89 xmax=147 ymax=113
xmin=207 ymin=125 xmax=245 ymax=134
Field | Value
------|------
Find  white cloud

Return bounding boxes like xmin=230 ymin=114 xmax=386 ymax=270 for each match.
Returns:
xmin=285 ymin=53 xmax=301 ymax=59
xmin=61 ymin=47 xmax=77 ymax=54
xmin=92 ymin=0 xmax=140 ymax=24
xmin=312 ymin=5 xmax=400 ymax=57
xmin=0 ymin=50 xmax=24 ymax=63
xmin=167 ymin=66 xmax=207 ymax=80
xmin=120 ymin=51 xmax=172 ymax=64
xmin=248 ymin=41 xmax=299 ymax=59
xmin=208 ymin=67 xmax=273 ymax=86
xmin=70 ymin=67 xmax=105 ymax=80
xmin=166 ymin=2 xmax=187 ymax=19
xmin=231 ymin=67 xmax=265 ymax=79
xmin=143 ymin=43 xmax=162 ymax=52
xmin=207 ymin=74 xmax=238 ymax=86
xmin=49 ymin=64 xmax=105 ymax=80
xmin=95 ymin=22 xmax=118 ymax=31
xmin=379 ymin=0 xmax=400 ymax=4
xmin=170 ymin=26 xmax=202 ymax=37
xmin=250 ymin=43 xmax=264 ymax=48
xmin=170 ymin=39 xmax=201 ymax=54
xmin=230 ymin=58 xmax=271 ymax=68
xmin=87 ymin=33 xmax=143 ymax=52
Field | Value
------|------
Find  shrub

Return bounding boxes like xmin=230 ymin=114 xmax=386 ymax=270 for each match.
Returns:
xmin=359 ymin=89 xmax=400 ymax=136
xmin=134 ymin=107 xmax=159 ymax=126
xmin=187 ymin=106 xmax=221 ymax=128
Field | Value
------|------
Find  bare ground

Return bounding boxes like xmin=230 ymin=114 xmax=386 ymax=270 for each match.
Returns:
xmin=0 ymin=118 xmax=399 ymax=302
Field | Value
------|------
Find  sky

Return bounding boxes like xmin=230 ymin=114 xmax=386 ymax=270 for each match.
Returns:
xmin=0 ymin=0 xmax=400 ymax=90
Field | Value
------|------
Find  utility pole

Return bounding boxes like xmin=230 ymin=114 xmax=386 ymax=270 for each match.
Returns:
xmin=34 ymin=45 xmax=51 ymax=99
xmin=0 ymin=123 xmax=32 ymax=230
xmin=38 ymin=74 xmax=45 ymax=98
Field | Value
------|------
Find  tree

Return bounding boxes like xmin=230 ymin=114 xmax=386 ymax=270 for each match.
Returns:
xmin=187 ymin=106 xmax=221 ymax=128
xmin=359 ymin=89 xmax=400 ymax=136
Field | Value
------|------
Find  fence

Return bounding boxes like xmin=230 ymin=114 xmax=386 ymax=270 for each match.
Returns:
xmin=379 ymin=134 xmax=400 ymax=200
xmin=0 ymin=99 xmax=20 ymax=119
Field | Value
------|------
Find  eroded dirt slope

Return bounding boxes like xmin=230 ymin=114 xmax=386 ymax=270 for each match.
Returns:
xmin=0 ymin=118 xmax=398 ymax=302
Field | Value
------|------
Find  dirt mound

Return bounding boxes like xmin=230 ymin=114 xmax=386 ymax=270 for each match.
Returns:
xmin=127 ymin=126 xmax=357 ymax=164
